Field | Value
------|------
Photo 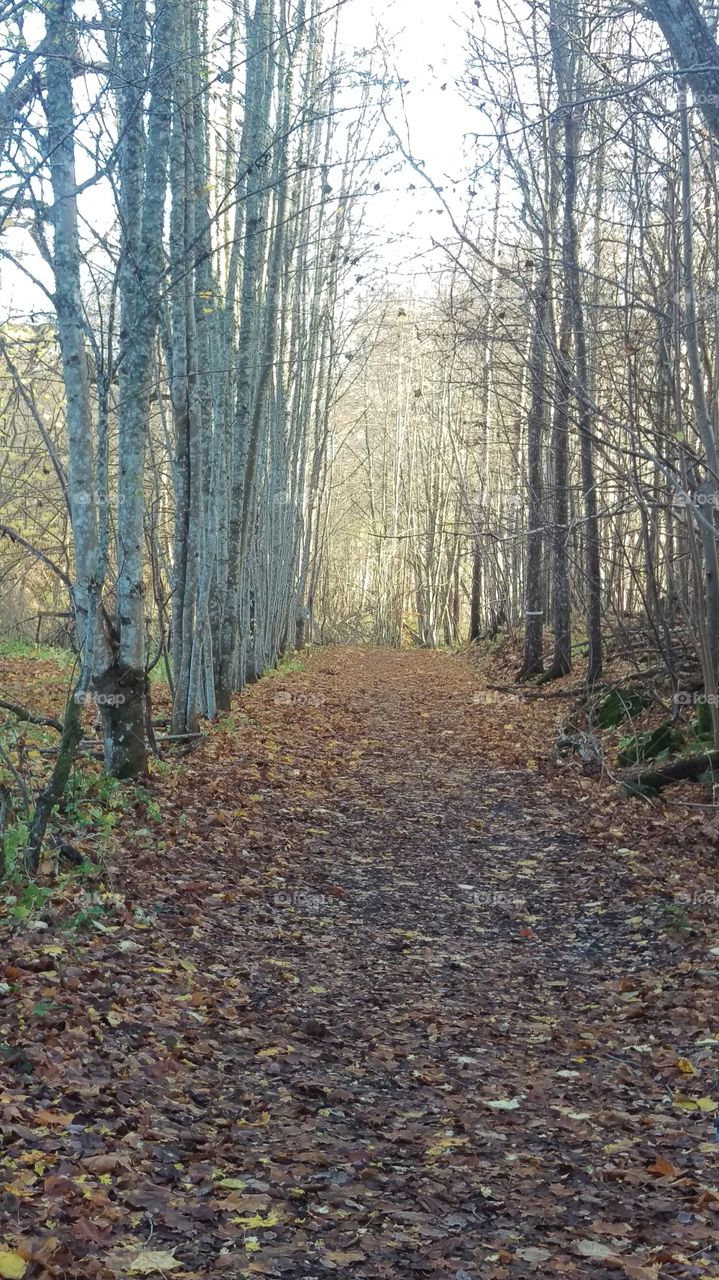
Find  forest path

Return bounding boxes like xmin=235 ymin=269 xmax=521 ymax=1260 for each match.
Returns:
xmin=3 ymin=649 xmax=717 ymax=1280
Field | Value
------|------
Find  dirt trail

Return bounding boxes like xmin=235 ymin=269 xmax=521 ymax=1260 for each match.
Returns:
xmin=2 ymin=649 xmax=718 ymax=1280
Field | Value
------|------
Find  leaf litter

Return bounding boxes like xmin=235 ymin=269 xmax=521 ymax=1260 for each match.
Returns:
xmin=1 ymin=647 xmax=719 ymax=1278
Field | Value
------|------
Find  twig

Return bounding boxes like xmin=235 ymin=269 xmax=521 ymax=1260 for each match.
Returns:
xmin=0 ymin=523 xmax=73 ymax=588
xmin=0 ymin=698 xmax=63 ymax=732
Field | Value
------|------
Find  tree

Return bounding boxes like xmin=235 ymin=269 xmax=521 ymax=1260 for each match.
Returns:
xmin=646 ymin=0 xmax=719 ymax=143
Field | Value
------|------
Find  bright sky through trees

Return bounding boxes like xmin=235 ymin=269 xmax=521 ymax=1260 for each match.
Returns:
xmin=338 ymin=0 xmax=478 ymax=287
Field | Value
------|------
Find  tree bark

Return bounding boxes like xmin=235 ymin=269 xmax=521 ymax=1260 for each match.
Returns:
xmin=108 ymin=0 xmax=175 ymax=776
xmin=646 ymin=0 xmax=719 ymax=144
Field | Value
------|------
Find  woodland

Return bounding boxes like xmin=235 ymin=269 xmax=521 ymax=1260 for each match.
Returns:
xmin=2 ymin=0 xmax=719 ymax=1277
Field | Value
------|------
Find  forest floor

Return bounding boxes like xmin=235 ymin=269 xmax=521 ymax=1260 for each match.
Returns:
xmin=2 ymin=647 xmax=719 ymax=1280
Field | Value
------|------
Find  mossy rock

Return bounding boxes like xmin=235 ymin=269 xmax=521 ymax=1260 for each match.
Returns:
xmin=617 ymin=721 xmax=684 ymax=766
xmin=596 ymin=687 xmax=649 ymax=729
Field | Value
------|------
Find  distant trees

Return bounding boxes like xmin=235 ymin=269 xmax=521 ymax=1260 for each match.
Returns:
xmin=311 ymin=295 xmax=487 ymax=646
xmin=308 ymin=0 xmax=719 ymax=731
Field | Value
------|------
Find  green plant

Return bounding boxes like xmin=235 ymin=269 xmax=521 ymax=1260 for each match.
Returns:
xmin=655 ymin=899 xmax=691 ymax=933
xmin=0 ymin=639 xmax=75 ymax=668
xmin=133 ymin=786 xmax=162 ymax=822
xmin=1 ymin=819 xmax=29 ymax=880
xmin=267 ymin=655 xmax=305 ymax=677
xmin=62 ymin=902 xmax=108 ymax=933
xmin=30 ymin=998 xmax=56 ymax=1018
xmin=63 ymin=767 xmax=126 ymax=835
xmin=4 ymin=879 xmax=52 ymax=920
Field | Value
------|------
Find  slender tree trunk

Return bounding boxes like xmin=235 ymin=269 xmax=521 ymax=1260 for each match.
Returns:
xmin=679 ymin=91 xmax=719 ymax=742
xmin=44 ymin=0 xmax=110 ymax=687
xmin=107 ymin=0 xmax=174 ymax=775
xmin=518 ymin=271 xmax=549 ymax=679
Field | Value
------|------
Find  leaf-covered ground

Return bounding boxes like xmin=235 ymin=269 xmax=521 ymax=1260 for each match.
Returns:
xmin=2 ymin=648 xmax=719 ymax=1280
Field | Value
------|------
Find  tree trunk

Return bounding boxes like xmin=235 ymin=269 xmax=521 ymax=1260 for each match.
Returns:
xmin=517 ymin=271 xmax=549 ymax=680
xmin=44 ymin=0 xmax=111 ymax=692
xmin=646 ymin=0 xmax=719 ymax=144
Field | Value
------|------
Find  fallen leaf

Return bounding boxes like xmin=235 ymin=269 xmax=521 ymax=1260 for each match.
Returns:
xmin=0 ymin=1253 xmax=26 ymax=1280
xmin=82 ymin=1153 xmax=132 ymax=1174
xmin=231 ymin=1211 xmax=279 ymax=1228
xmin=127 ymin=1250 xmax=183 ymax=1275
xmin=576 ymin=1240 xmax=620 ymax=1260
xmin=106 ymin=1247 xmax=183 ymax=1276
xmin=33 ymin=1109 xmax=74 ymax=1127
xmin=673 ymin=1095 xmax=717 ymax=1112
xmin=516 ymin=1247 xmax=551 ymax=1263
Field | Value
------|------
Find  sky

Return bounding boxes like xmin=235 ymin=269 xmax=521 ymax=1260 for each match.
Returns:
xmin=336 ymin=0 xmax=481 ymax=290
xmin=0 ymin=0 xmax=481 ymax=319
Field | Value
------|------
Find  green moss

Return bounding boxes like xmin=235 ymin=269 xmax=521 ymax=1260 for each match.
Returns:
xmin=617 ymin=721 xmax=684 ymax=766
xmin=595 ymin=687 xmax=649 ymax=729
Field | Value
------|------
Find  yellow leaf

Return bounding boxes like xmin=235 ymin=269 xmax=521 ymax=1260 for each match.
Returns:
xmin=126 ymin=1248 xmax=183 ymax=1274
xmin=676 ymin=1058 xmax=695 ymax=1075
xmin=244 ymin=1238 xmax=261 ymax=1253
xmin=426 ymin=1135 xmax=469 ymax=1157
xmin=232 ymin=1211 xmax=279 ymax=1228
xmin=0 ymin=1252 xmax=26 ymax=1279
xmin=236 ymin=1110 xmax=270 ymax=1128
xmin=217 ymin=1177 xmax=246 ymax=1190
xmin=673 ymin=1094 xmax=717 ymax=1112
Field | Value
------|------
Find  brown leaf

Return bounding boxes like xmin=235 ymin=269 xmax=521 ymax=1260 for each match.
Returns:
xmin=81 ymin=1153 xmax=132 ymax=1174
